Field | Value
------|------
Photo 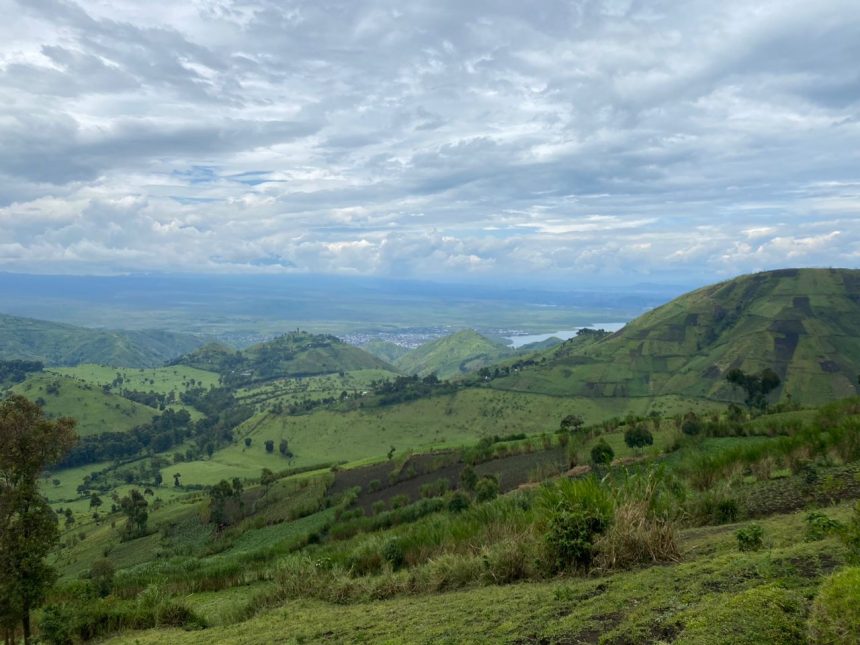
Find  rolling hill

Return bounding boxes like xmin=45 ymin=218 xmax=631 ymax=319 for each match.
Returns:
xmin=0 ymin=312 xmax=205 ymax=367
xmin=492 ymin=268 xmax=860 ymax=405
xmin=395 ymin=329 xmax=513 ymax=379
xmin=173 ymin=330 xmax=395 ymax=386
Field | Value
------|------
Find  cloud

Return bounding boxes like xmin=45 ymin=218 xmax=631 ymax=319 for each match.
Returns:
xmin=0 ymin=0 xmax=857 ymax=283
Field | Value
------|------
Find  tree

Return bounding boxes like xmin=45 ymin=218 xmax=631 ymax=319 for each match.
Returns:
xmin=173 ymin=472 xmax=181 ymax=487
xmin=0 ymin=395 xmax=77 ymax=644
xmin=244 ymin=437 xmax=252 ymax=448
xmin=118 ymin=489 xmax=148 ymax=540
xmin=279 ymin=439 xmax=293 ymax=458
xmin=590 ymin=439 xmax=614 ymax=465
xmin=260 ymin=468 xmax=276 ymax=496
xmin=624 ymin=425 xmax=654 ymax=449
xmin=726 ymin=368 xmax=781 ymax=411
xmin=560 ymin=414 xmax=585 ymax=434
xmin=264 ymin=439 xmax=274 ymax=454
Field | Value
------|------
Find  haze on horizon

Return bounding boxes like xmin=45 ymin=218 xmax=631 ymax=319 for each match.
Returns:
xmin=0 ymin=0 xmax=858 ymax=287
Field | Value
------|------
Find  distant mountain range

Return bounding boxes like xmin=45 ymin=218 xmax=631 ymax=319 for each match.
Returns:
xmin=491 ymin=268 xmax=860 ymax=406
xmin=0 ymin=312 xmax=205 ymax=367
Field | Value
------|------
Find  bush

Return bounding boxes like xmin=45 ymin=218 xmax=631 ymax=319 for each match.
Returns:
xmin=381 ymin=538 xmax=405 ymax=569
xmin=447 ymin=491 xmax=470 ymax=513
xmin=808 ymin=567 xmax=860 ymax=644
xmin=390 ymin=494 xmax=409 ymax=509
xmin=539 ymin=477 xmax=614 ymax=572
xmin=804 ymin=511 xmax=843 ymax=541
xmin=40 ymin=604 xmax=75 ymax=645
xmin=736 ymin=523 xmax=764 ymax=551
xmin=368 ymin=479 xmax=381 ymax=492
xmin=624 ymin=425 xmax=654 ymax=449
xmin=681 ymin=413 xmax=703 ymax=436
xmin=474 ymin=476 xmax=500 ymax=503
xmin=590 ymin=439 xmax=614 ymax=465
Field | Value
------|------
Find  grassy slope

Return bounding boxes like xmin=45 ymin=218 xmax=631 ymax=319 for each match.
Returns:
xmin=359 ymin=340 xmax=411 ymax=363
xmin=11 ymin=373 xmax=156 ymax=436
xmin=236 ymin=368 xmax=400 ymax=412
xmin=169 ymin=389 xmax=719 ymax=487
xmin=493 ymin=269 xmax=860 ymax=406
xmin=48 ymin=364 xmax=220 ymax=394
xmin=395 ymin=330 xmax=512 ymax=379
xmin=0 ymin=312 xmax=204 ymax=367
xmin=104 ymin=501 xmax=855 ymax=644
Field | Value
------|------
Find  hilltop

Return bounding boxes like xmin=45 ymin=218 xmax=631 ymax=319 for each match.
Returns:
xmin=395 ymin=329 xmax=512 ymax=379
xmin=0 ymin=312 xmax=205 ymax=367
xmin=173 ymin=331 xmax=395 ymax=386
xmin=493 ymin=268 xmax=860 ymax=405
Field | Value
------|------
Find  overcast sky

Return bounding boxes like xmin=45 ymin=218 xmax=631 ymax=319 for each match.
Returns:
xmin=0 ymin=0 xmax=858 ymax=285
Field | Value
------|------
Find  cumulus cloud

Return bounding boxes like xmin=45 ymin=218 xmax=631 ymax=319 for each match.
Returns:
xmin=0 ymin=0 xmax=858 ymax=283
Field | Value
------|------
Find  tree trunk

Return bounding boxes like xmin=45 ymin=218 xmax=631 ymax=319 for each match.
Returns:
xmin=22 ymin=602 xmax=30 ymax=645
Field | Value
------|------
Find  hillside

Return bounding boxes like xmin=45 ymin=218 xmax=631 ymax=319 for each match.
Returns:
xmin=173 ymin=331 xmax=395 ymax=386
xmin=0 ymin=312 xmax=205 ymax=367
xmin=492 ymin=268 xmax=860 ymax=405
xmin=395 ymin=329 xmax=512 ymax=379
xmin=358 ymin=339 xmax=411 ymax=363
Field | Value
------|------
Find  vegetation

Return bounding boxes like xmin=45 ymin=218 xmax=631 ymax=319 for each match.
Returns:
xmin=0 ymin=395 xmax=77 ymax=643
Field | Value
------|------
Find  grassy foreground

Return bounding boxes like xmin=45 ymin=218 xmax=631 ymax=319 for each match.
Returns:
xmin=102 ymin=503 xmax=854 ymax=644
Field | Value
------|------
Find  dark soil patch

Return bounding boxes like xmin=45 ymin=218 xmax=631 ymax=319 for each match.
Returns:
xmin=819 ymin=359 xmax=840 ymax=373
xmin=792 ymin=296 xmax=812 ymax=315
xmin=773 ymin=331 xmax=800 ymax=362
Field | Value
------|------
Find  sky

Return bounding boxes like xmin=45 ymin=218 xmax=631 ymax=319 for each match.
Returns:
xmin=0 ymin=0 xmax=858 ymax=286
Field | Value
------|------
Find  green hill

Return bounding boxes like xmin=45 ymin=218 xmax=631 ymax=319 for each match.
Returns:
xmin=0 ymin=312 xmax=205 ymax=367
xmin=492 ymin=268 xmax=860 ymax=405
xmin=358 ymin=339 xmax=411 ymax=363
xmin=173 ymin=331 xmax=395 ymax=386
xmin=10 ymin=373 xmax=157 ymax=436
xmin=395 ymin=329 xmax=512 ymax=379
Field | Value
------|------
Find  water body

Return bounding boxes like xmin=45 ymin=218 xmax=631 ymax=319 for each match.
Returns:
xmin=505 ymin=322 xmax=627 ymax=348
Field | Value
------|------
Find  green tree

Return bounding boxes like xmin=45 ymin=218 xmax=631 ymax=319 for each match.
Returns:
xmin=560 ymin=414 xmax=585 ymax=434
xmin=624 ymin=425 xmax=654 ymax=449
xmin=0 ymin=395 xmax=77 ymax=644
xmin=726 ymin=368 xmax=781 ymax=411
xmin=590 ymin=439 xmax=614 ymax=465
xmin=260 ymin=468 xmax=276 ymax=496
xmin=118 ymin=489 xmax=148 ymax=540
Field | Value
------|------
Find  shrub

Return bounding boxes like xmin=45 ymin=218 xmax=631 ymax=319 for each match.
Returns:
xmin=39 ymin=604 xmax=75 ymax=645
xmin=90 ymin=558 xmax=115 ymax=597
xmin=539 ymin=477 xmax=613 ymax=572
xmin=624 ymin=425 xmax=654 ymax=449
xmin=681 ymin=413 xmax=703 ymax=436
xmin=736 ymin=523 xmax=764 ymax=551
xmin=381 ymin=538 xmax=405 ymax=569
xmin=368 ymin=479 xmax=381 ymax=492
xmin=474 ymin=476 xmax=500 ymax=503
xmin=715 ymin=497 xmax=740 ymax=524
xmin=590 ymin=439 xmax=614 ymax=465
xmin=371 ymin=500 xmax=386 ymax=515
xmin=804 ymin=511 xmax=843 ymax=541
xmin=808 ymin=567 xmax=860 ymax=644
xmin=447 ymin=491 xmax=470 ymax=513
xmin=390 ymin=494 xmax=409 ymax=509
xmin=459 ymin=464 xmax=478 ymax=491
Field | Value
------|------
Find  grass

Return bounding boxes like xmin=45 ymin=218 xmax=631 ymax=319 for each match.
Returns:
xmin=49 ymin=364 xmax=220 ymax=395
xmin=99 ymin=502 xmax=855 ymax=644
xmin=11 ymin=373 xmax=157 ymax=436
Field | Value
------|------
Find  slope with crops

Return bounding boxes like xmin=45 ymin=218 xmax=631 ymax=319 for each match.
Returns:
xmin=491 ymin=268 xmax=860 ymax=406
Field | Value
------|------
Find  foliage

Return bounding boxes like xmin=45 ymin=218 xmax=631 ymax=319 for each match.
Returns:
xmin=0 ymin=395 xmax=77 ymax=642
xmin=726 ymin=368 xmax=782 ymax=411
xmin=736 ymin=523 xmax=764 ymax=552
xmin=474 ymin=476 xmax=500 ymax=503
xmin=808 ymin=567 xmax=860 ymax=645
xmin=119 ymin=490 xmax=149 ymax=540
xmin=623 ymin=424 xmax=653 ymax=449
xmin=804 ymin=511 xmax=843 ymax=542
xmin=538 ymin=477 xmax=614 ymax=572
xmin=590 ymin=439 xmax=614 ymax=465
